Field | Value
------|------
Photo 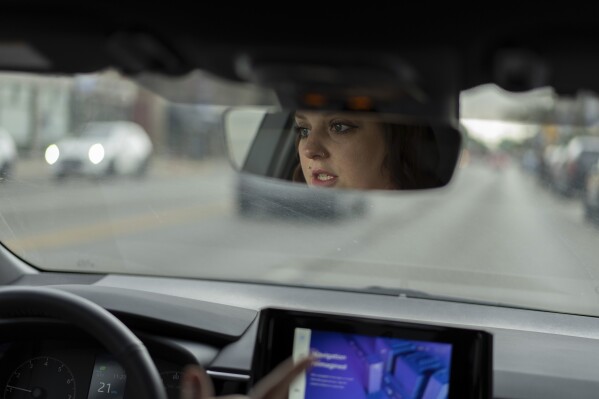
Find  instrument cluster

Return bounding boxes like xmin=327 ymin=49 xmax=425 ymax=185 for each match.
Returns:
xmin=0 ymin=339 xmax=184 ymax=399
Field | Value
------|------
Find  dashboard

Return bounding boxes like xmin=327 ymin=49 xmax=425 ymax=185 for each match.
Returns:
xmin=3 ymin=270 xmax=599 ymax=399
xmin=0 ymin=308 xmax=492 ymax=399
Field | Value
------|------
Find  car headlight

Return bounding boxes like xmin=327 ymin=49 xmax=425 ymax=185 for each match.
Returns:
xmin=88 ymin=143 xmax=105 ymax=164
xmin=45 ymin=144 xmax=60 ymax=165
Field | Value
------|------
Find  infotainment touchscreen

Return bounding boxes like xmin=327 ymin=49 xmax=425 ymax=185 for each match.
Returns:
xmin=289 ymin=328 xmax=452 ymax=399
xmin=252 ymin=308 xmax=492 ymax=399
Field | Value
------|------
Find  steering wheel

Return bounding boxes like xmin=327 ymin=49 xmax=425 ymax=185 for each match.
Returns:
xmin=0 ymin=286 xmax=168 ymax=399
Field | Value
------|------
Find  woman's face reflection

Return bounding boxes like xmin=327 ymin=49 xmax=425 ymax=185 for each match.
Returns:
xmin=295 ymin=111 xmax=395 ymax=190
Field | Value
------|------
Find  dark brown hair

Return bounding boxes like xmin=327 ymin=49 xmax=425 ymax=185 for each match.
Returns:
xmin=291 ymin=122 xmax=441 ymax=189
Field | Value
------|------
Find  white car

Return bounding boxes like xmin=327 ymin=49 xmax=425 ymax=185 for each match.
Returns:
xmin=45 ymin=121 xmax=152 ymax=179
xmin=0 ymin=127 xmax=17 ymax=181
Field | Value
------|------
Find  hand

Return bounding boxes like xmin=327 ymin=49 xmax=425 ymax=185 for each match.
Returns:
xmin=180 ymin=355 xmax=314 ymax=399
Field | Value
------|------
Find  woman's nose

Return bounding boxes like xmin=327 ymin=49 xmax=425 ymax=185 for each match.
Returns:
xmin=302 ymin=133 xmax=328 ymax=159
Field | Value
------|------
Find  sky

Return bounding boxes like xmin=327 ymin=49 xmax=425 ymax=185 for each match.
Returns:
xmin=460 ymin=118 xmax=539 ymax=148
xmin=460 ymin=84 xmax=556 ymax=148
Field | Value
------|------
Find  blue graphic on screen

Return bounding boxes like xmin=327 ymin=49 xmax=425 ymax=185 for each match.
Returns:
xmin=304 ymin=330 xmax=451 ymax=399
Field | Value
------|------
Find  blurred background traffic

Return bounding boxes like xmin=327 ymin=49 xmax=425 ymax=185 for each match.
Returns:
xmin=0 ymin=70 xmax=228 ymax=183
xmin=2 ymin=69 xmax=599 ymax=227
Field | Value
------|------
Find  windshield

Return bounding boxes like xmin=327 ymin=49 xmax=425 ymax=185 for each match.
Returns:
xmin=1 ymin=69 xmax=599 ymax=318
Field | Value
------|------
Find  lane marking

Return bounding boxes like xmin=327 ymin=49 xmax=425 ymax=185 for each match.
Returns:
xmin=3 ymin=202 xmax=231 ymax=251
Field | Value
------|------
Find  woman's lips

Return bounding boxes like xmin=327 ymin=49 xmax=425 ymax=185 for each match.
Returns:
xmin=311 ymin=169 xmax=338 ymax=187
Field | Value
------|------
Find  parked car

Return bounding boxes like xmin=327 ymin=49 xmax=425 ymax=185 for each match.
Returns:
xmin=553 ymin=135 xmax=599 ymax=196
xmin=583 ymin=159 xmax=599 ymax=223
xmin=45 ymin=121 xmax=152 ymax=179
xmin=0 ymin=127 xmax=17 ymax=181
xmin=5 ymin=4 xmax=599 ymax=399
xmin=542 ymin=144 xmax=568 ymax=190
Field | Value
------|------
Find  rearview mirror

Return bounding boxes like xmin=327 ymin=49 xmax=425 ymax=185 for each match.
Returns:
xmin=224 ymin=107 xmax=463 ymax=191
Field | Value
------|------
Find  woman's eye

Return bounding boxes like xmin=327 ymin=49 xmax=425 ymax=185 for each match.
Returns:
xmin=296 ymin=126 xmax=310 ymax=138
xmin=331 ymin=123 xmax=353 ymax=133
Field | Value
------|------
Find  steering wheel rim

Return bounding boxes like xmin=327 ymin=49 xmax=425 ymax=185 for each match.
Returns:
xmin=0 ymin=286 xmax=168 ymax=399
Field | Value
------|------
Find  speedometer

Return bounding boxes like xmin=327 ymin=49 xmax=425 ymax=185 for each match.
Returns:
xmin=4 ymin=356 xmax=76 ymax=399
